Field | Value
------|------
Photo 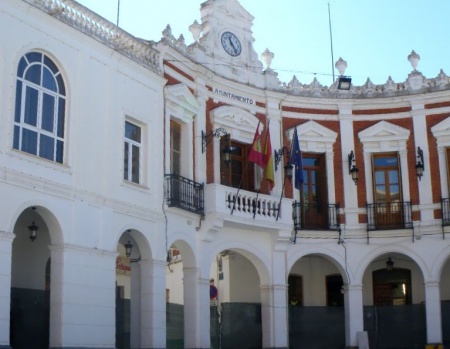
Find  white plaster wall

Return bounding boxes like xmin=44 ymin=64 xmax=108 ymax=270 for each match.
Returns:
xmin=290 ymin=255 xmax=341 ymax=306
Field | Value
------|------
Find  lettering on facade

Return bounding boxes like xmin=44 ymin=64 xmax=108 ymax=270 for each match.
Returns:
xmin=214 ymin=87 xmax=254 ymax=105
xmin=116 ymin=256 xmax=131 ymax=275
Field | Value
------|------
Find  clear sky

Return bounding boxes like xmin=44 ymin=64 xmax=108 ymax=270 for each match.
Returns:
xmin=75 ymin=0 xmax=450 ymax=87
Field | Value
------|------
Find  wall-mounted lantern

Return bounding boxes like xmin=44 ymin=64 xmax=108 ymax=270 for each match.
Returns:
xmin=348 ymin=151 xmax=359 ymax=185
xmin=416 ymin=147 xmax=424 ymax=181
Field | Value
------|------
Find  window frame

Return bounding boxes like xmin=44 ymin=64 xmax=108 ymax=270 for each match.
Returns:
xmin=13 ymin=52 xmax=66 ymax=163
xmin=123 ymin=120 xmax=143 ymax=185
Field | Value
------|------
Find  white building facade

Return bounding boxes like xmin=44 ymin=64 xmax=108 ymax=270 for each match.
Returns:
xmin=2 ymin=1 xmax=450 ymax=349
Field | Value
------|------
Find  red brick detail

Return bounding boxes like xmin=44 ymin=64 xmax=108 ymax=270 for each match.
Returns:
xmin=282 ymin=106 xmax=338 ymax=115
xmin=164 ymin=60 xmax=195 ymax=82
xmin=425 ymin=101 xmax=450 ymax=109
xmin=352 ymin=106 xmax=411 ymax=115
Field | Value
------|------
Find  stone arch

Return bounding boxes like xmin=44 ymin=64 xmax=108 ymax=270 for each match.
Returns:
xmin=8 ymin=201 xmax=64 ymax=245
xmin=114 ymin=224 xmax=153 ymax=262
xmin=206 ymin=240 xmax=270 ymax=285
xmin=430 ymin=243 xmax=450 ymax=282
xmin=287 ymin=247 xmax=350 ymax=285
xmin=353 ymin=245 xmax=428 ymax=285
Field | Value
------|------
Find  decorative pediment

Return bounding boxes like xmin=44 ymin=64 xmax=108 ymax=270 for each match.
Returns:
xmin=359 ymin=120 xmax=410 ymax=143
xmin=431 ymin=116 xmax=450 ymax=146
xmin=165 ymin=84 xmax=200 ymax=119
xmin=287 ymin=120 xmax=337 ymax=143
xmin=286 ymin=120 xmax=337 ymax=152
xmin=210 ymin=105 xmax=259 ymax=143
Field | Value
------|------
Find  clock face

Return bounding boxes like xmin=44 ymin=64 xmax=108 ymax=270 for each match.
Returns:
xmin=221 ymin=31 xmax=242 ymax=57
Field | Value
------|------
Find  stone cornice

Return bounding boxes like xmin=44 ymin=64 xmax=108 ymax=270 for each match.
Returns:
xmin=25 ymin=0 xmax=162 ymax=76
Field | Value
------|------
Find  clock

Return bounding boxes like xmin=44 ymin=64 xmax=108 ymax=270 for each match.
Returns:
xmin=221 ymin=31 xmax=242 ymax=57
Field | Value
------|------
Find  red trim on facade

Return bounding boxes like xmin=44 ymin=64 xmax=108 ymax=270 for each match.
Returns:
xmin=282 ymin=106 xmax=338 ymax=115
xmin=164 ymin=60 xmax=195 ymax=82
xmin=425 ymin=101 xmax=450 ymax=109
xmin=352 ymin=106 xmax=411 ymax=115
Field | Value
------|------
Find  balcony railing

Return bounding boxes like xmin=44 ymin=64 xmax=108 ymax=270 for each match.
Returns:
xmin=366 ymin=201 xmax=412 ymax=231
xmin=226 ymin=192 xmax=279 ymax=218
xmin=442 ymin=198 xmax=450 ymax=226
xmin=165 ymin=174 xmax=204 ymax=217
xmin=292 ymin=201 xmax=340 ymax=231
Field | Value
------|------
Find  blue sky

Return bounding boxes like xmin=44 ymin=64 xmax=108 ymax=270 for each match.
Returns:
xmin=76 ymin=0 xmax=450 ymax=86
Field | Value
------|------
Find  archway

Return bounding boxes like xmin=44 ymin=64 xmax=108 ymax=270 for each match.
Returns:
xmin=165 ymin=243 xmax=185 ymax=349
xmin=10 ymin=206 xmax=52 ymax=349
xmin=288 ymin=254 xmax=346 ymax=349
xmin=209 ymin=249 xmax=262 ymax=349
xmin=115 ymin=230 xmax=147 ymax=349
xmin=362 ymin=253 xmax=426 ymax=348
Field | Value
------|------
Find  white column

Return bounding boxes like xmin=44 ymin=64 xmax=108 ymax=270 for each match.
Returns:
xmin=411 ymin=101 xmax=434 ymax=222
xmin=183 ymin=267 xmax=201 ymax=348
xmin=260 ymin=249 xmax=288 ymax=349
xmin=260 ymin=283 xmax=288 ymax=349
xmin=199 ymin=276 xmax=212 ymax=348
xmin=195 ymin=85 xmax=208 ymax=184
xmin=0 ymin=231 xmax=14 ymax=348
xmin=140 ymin=259 xmax=166 ymax=349
xmin=343 ymin=284 xmax=364 ymax=348
xmin=424 ymin=281 xmax=442 ymax=344
xmin=49 ymin=245 xmax=117 ymax=348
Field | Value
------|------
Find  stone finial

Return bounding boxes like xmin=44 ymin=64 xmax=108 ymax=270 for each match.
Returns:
xmin=408 ymin=50 xmax=420 ymax=71
xmin=189 ymin=20 xmax=202 ymax=42
xmin=261 ymin=48 xmax=274 ymax=69
xmin=335 ymin=57 xmax=347 ymax=76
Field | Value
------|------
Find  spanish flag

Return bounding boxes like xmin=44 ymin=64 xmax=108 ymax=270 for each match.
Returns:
xmin=263 ymin=128 xmax=275 ymax=190
xmin=248 ymin=124 xmax=264 ymax=168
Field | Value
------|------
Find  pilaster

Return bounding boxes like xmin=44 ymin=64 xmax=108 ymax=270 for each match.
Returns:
xmin=140 ymin=259 xmax=167 ymax=349
xmin=260 ymin=283 xmax=288 ymax=349
xmin=49 ymin=244 xmax=117 ymax=348
xmin=343 ymin=284 xmax=364 ymax=348
xmin=338 ymin=102 xmax=359 ymax=227
xmin=411 ymin=101 xmax=434 ymax=222
xmin=424 ymin=281 xmax=442 ymax=345
xmin=0 ymin=231 xmax=14 ymax=348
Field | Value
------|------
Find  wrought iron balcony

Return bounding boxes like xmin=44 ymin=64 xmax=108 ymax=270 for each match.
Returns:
xmin=292 ymin=201 xmax=340 ymax=231
xmin=366 ymin=201 xmax=412 ymax=231
xmin=165 ymin=174 xmax=204 ymax=217
xmin=442 ymin=198 xmax=450 ymax=226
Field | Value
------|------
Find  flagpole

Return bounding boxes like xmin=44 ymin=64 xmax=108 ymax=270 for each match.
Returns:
xmin=116 ymin=0 xmax=120 ymax=26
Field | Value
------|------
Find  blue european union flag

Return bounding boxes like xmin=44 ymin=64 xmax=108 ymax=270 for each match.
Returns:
xmin=290 ymin=127 xmax=303 ymax=190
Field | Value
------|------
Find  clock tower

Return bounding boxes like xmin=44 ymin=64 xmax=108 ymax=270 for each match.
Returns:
xmin=188 ymin=0 xmax=266 ymax=86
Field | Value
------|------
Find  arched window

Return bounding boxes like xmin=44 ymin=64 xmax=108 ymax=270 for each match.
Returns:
xmin=13 ymin=52 xmax=66 ymax=163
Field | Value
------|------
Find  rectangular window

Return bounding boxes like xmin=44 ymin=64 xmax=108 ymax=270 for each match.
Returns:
xmin=124 ymin=121 xmax=142 ymax=184
xmin=170 ymin=121 xmax=181 ymax=175
xmin=299 ymin=153 xmax=328 ymax=229
xmin=220 ymin=135 xmax=255 ymax=191
xmin=372 ymin=152 xmax=403 ymax=229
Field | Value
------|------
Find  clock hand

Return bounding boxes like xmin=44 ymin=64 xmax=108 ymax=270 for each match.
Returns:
xmin=228 ymin=37 xmax=237 ymax=52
